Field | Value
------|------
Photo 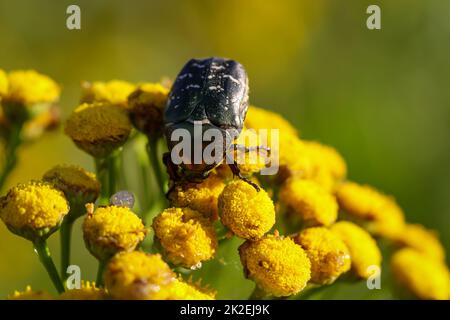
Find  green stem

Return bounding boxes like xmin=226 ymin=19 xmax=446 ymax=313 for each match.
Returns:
xmin=248 ymin=286 xmax=265 ymax=300
xmin=59 ymin=218 xmax=73 ymax=280
xmin=0 ymin=122 xmax=23 ymax=191
xmin=95 ymin=152 xmax=120 ymax=206
xmin=95 ymin=157 xmax=109 ymax=205
xmin=33 ymin=239 xmax=65 ymax=294
xmin=107 ymin=155 xmax=118 ymax=195
xmin=147 ymin=138 xmax=165 ymax=197
xmin=96 ymin=260 xmax=107 ymax=287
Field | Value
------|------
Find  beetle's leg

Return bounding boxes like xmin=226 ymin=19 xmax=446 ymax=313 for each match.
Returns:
xmin=226 ymin=153 xmax=260 ymax=192
xmin=163 ymin=152 xmax=181 ymax=197
xmin=163 ymin=152 xmax=180 ymax=181
xmin=232 ymin=144 xmax=271 ymax=154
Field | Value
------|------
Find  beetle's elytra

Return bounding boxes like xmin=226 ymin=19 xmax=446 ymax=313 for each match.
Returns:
xmin=163 ymin=57 xmax=261 ymax=191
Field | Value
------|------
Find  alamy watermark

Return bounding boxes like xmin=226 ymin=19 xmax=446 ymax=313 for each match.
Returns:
xmin=168 ymin=122 xmax=279 ymax=175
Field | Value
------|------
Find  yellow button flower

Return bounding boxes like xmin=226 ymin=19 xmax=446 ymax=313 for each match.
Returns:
xmin=335 ymin=181 xmax=405 ymax=238
xmin=277 ymin=135 xmax=313 ymax=181
xmin=154 ymin=279 xmax=215 ymax=300
xmin=168 ymin=172 xmax=225 ymax=221
xmin=59 ymin=281 xmax=108 ymax=300
xmin=244 ymin=105 xmax=299 ymax=139
xmin=218 ymin=180 xmax=275 ymax=240
xmin=5 ymin=70 xmax=60 ymax=106
xmin=104 ymin=251 xmax=176 ymax=300
xmin=391 ymin=248 xmax=450 ymax=300
xmin=294 ymin=227 xmax=351 ymax=284
xmin=7 ymin=286 xmax=53 ymax=300
xmin=82 ymin=205 xmax=146 ymax=261
xmin=64 ymin=102 xmax=132 ymax=158
xmin=80 ymin=80 xmax=136 ymax=108
xmin=393 ymin=224 xmax=445 ymax=262
xmin=330 ymin=221 xmax=381 ymax=279
xmin=233 ymin=128 xmax=269 ymax=175
xmin=0 ymin=69 xmax=7 ymax=97
xmin=239 ymin=233 xmax=311 ymax=297
xmin=43 ymin=164 xmax=100 ymax=219
xmin=279 ymin=178 xmax=338 ymax=226
xmin=303 ymin=140 xmax=347 ymax=189
xmin=128 ymin=82 xmax=169 ymax=137
xmin=0 ymin=181 xmax=69 ymax=241
xmin=152 ymin=207 xmax=217 ymax=268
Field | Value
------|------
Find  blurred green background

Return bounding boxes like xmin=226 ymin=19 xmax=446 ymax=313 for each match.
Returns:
xmin=1 ymin=0 xmax=449 ymax=299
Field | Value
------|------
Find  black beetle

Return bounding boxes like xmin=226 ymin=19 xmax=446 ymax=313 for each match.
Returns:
xmin=163 ymin=57 xmax=266 ymax=191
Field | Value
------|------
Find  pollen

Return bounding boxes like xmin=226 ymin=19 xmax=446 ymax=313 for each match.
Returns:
xmin=330 ymin=221 xmax=382 ymax=279
xmin=279 ymin=178 xmax=338 ymax=226
xmin=0 ymin=181 xmax=69 ymax=241
xmin=5 ymin=70 xmax=60 ymax=106
xmin=239 ymin=234 xmax=311 ymax=297
xmin=218 ymin=180 xmax=275 ymax=240
xmin=391 ymin=248 xmax=450 ymax=300
xmin=82 ymin=205 xmax=146 ymax=260
xmin=104 ymin=251 xmax=176 ymax=300
xmin=128 ymin=82 xmax=169 ymax=137
xmin=294 ymin=227 xmax=351 ymax=284
xmin=152 ymin=207 xmax=217 ymax=268
xmin=168 ymin=173 xmax=225 ymax=221
xmin=80 ymin=80 xmax=136 ymax=108
xmin=335 ymin=181 xmax=405 ymax=238
xmin=64 ymin=102 xmax=132 ymax=158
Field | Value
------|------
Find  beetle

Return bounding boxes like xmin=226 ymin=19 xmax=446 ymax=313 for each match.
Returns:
xmin=163 ymin=57 xmax=266 ymax=191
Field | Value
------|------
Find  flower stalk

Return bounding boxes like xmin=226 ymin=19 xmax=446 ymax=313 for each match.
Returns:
xmin=33 ymin=239 xmax=65 ymax=294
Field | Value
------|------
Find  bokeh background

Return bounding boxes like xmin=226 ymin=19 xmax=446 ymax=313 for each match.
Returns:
xmin=1 ymin=0 xmax=449 ymax=299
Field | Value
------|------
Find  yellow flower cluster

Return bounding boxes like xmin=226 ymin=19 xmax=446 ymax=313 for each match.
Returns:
xmin=391 ymin=248 xmax=450 ymax=300
xmin=43 ymin=164 xmax=100 ymax=215
xmin=239 ymin=233 xmax=311 ymax=297
xmin=104 ymin=251 xmax=175 ymax=300
xmin=294 ymin=227 xmax=351 ymax=284
xmin=128 ymin=82 xmax=169 ymax=137
xmin=0 ymin=69 xmax=8 ymax=98
xmin=83 ymin=205 xmax=146 ymax=260
xmin=104 ymin=251 xmax=214 ymax=300
xmin=8 ymin=286 xmax=53 ymax=300
xmin=59 ymin=281 xmax=108 ymax=300
xmin=335 ymin=181 xmax=405 ymax=238
xmin=3 ymin=70 xmax=60 ymax=106
xmin=0 ymin=69 xmax=61 ymax=141
xmin=65 ymin=102 xmax=132 ymax=158
xmin=330 ymin=221 xmax=382 ymax=279
xmin=392 ymin=223 xmax=445 ymax=262
xmin=168 ymin=172 xmax=225 ymax=221
xmin=80 ymin=80 xmax=136 ymax=108
xmin=2 ymin=70 xmax=448 ymax=302
xmin=0 ymin=181 xmax=69 ymax=241
xmin=279 ymin=178 xmax=338 ymax=226
xmin=152 ymin=207 xmax=217 ymax=268
xmin=218 ymin=180 xmax=275 ymax=239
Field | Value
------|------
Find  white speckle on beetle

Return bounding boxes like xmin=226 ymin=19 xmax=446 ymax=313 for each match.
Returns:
xmin=192 ymin=63 xmax=205 ymax=68
xmin=211 ymin=64 xmax=225 ymax=70
xmin=223 ymin=74 xmax=241 ymax=85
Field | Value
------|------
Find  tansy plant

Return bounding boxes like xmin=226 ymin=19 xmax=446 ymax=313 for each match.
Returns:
xmin=0 ymin=71 xmax=449 ymax=300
